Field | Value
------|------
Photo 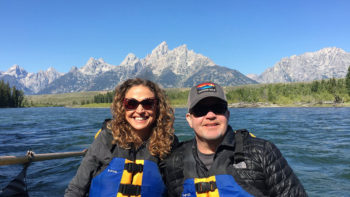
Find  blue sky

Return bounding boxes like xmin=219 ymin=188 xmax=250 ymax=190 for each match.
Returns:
xmin=1 ymin=0 xmax=349 ymax=75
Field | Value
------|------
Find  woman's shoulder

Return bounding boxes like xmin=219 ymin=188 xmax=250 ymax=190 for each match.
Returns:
xmin=91 ymin=119 xmax=114 ymax=150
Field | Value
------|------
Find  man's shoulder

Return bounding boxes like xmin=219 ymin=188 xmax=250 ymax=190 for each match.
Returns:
xmin=234 ymin=129 xmax=278 ymax=152
xmin=164 ymin=139 xmax=193 ymax=162
xmin=173 ymin=139 xmax=193 ymax=153
xmin=239 ymin=134 xmax=284 ymax=160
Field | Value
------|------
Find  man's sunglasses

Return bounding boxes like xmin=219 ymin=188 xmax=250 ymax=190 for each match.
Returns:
xmin=123 ymin=98 xmax=158 ymax=110
xmin=190 ymin=102 xmax=227 ymax=117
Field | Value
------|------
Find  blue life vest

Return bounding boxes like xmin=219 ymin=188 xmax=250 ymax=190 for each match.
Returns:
xmin=182 ymin=175 xmax=253 ymax=197
xmin=180 ymin=130 xmax=256 ymax=197
xmin=88 ymin=122 xmax=166 ymax=197
xmin=89 ymin=157 xmax=165 ymax=197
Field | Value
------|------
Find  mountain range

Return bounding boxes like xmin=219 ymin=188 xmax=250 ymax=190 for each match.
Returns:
xmin=248 ymin=47 xmax=350 ymax=83
xmin=0 ymin=42 xmax=257 ymax=94
xmin=1 ymin=42 xmax=350 ymax=95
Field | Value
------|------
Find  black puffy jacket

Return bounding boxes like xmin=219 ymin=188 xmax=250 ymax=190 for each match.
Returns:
xmin=161 ymin=126 xmax=307 ymax=197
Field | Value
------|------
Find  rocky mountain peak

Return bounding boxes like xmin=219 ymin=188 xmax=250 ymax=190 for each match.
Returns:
xmin=120 ymin=53 xmax=140 ymax=67
xmin=5 ymin=64 xmax=28 ymax=78
xmin=256 ymin=47 xmax=350 ymax=83
xmin=317 ymin=47 xmax=345 ymax=54
xmin=69 ymin=66 xmax=79 ymax=73
xmin=174 ymin=44 xmax=188 ymax=52
xmin=149 ymin=41 xmax=169 ymax=58
xmin=85 ymin=57 xmax=105 ymax=66
xmin=141 ymin=42 xmax=216 ymax=76
xmin=46 ymin=67 xmax=59 ymax=73
xmin=79 ymin=57 xmax=113 ymax=75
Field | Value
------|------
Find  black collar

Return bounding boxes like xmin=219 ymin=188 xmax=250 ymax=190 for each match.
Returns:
xmin=191 ymin=125 xmax=235 ymax=154
xmin=219 ymin=125 xmax=235 ymax=149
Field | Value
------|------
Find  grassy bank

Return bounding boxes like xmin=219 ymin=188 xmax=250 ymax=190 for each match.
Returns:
xmin=75 ymin=103 xmax=111 ymax=108
xmin=25 ymin=91 xmax=107 ymax=107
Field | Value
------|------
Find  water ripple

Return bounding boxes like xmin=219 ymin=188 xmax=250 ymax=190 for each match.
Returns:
xmin=0 ymin=107 xmax=349 ymax=197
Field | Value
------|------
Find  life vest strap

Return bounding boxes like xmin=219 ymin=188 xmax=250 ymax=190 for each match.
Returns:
xmin=118 ymin=184 xmax=141 ymax=195
xmin=195 ymin=181 xmax=217 ymax=193
xmin=234 ymin=129 xmax=246 ymax=164
xmin=124 ymin=163 xmax=144 ymax=173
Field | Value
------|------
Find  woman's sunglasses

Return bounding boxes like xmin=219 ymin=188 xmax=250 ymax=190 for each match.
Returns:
xmin=190 ymin=102 xmax=227 ymax=117
xmin=123 ymin=98 xmax=158 ymax=110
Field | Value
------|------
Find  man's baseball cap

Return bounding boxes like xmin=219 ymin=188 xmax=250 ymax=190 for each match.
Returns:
xmin=187 ymin=82 xmax=227 ymax=111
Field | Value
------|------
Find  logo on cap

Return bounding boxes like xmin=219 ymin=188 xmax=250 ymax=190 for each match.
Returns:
xmin=196 ymin=82 xmax=216 ymax=94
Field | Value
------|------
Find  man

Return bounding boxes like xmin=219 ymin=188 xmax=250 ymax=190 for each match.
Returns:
xmin=162 ymin=82 xmax=307 ymax=196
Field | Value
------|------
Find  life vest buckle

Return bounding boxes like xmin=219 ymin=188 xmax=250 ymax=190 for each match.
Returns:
xmin=124 ymin=163 xmax=144 ymax=173
xmin=195 ymin=181 xmax=217 ymax=193
xmin=118 ymin=184 xmax=141 ymax=195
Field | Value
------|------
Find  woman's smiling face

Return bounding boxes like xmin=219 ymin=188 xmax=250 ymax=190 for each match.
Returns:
xmin=124 ymin=85 xmax=157 ymax=140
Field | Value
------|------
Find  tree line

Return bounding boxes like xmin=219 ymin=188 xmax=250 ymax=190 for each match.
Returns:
xmin=93 ymin=91 xmax=115 ymax=103
xmin=0 ymin=80 xmax=24 ymax=108
xmin=91 ymin=66 xmax=350 ymax=106
xmin=226 ymin=66 xmax=350 ymax=105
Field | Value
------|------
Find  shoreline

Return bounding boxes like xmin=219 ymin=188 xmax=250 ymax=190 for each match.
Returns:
xmin=228 ymin=102 xmax=350 ymax=108
xmin=25 ymin=101 xmax=350 ymax=108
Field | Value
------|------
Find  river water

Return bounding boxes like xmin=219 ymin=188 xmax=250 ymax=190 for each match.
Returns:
xmin=0 ymin=107 xmax=349 ymax=196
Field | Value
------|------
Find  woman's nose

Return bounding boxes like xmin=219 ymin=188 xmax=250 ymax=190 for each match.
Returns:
xmin=135 ymin=104 xmax=145 ymax=113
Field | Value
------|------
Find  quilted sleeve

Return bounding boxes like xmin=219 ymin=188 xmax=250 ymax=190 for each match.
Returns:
xmin=263 ymin=141 xmax=308 ymax=197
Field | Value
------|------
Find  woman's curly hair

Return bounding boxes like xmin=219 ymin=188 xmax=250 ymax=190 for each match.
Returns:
xmin=110 ymin=78 xmax=175 ymax=159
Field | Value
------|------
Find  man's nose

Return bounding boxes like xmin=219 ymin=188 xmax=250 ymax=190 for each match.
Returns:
xmin=205 ymin=111 xmax=216 ymax=119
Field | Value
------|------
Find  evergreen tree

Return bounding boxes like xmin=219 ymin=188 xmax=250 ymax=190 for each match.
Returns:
xmin=3 ymin=82 xmax=11 ymax=107
xmin=10 ymin=86 xmax=17 ymax=107
xmin=311 ymin=81 xmax=320 ymax=93
xmin=0 ymin=80 xmax=24 ymax=108
xmin=0 ymin=80 xmax=5 ymax=107
xmin=16 ymin=89 xmax=24 ymax=107
xmin=327 ymin=78 xmax=337 ymax=94
xmin=346 ymin=66 xmax=350 ymax=96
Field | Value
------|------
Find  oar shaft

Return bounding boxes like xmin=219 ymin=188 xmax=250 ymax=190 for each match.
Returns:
xmin=0 ymin=150 xmax=87 ymax=166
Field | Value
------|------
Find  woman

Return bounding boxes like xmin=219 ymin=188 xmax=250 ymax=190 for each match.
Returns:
xmin=65 ymin=78 xmax=176 ymax=197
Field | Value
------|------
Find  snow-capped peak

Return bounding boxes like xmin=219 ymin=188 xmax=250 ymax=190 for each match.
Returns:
xmin=79 ymin=57 xmax=114 ymax=75
xmin=4 ymin=64 xmax=28 ymax=78
xmin=85 ymin=57 xmax=105 ymax=66
xmin=47 ymin=67 xmax=58 ymax=73
xmin=69 ymin=66 xmax=79 ymax=73
xmin=120 ymin=53 xmax=140 ymax=67
xmin=149 ymin=41 xmax=169 ymax=58
xmin=174 ymin=44 xmax=188 ymax=52
xmin=317 ymin=47 xmax=345 ymax=54
xmin=256 ymin=47 xmax=350 ymax=83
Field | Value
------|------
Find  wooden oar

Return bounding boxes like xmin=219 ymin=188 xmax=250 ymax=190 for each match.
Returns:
xmin=0 ymin=150 xmax=87 ymax=166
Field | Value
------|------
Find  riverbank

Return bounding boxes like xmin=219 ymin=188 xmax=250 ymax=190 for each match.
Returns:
xmin=228 ymin=101 xmax=350 ymax=108
xmin=72 ymin=101 xmax=350 ymax=108
xmin=24 ymin=80 xmax=350 ymax=108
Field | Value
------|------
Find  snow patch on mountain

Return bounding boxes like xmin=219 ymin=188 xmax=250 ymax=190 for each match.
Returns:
xmin=0 ymin=65 xmax=63 ymax=94
xmin=256 ymin=47 xmax=350 ymax=83
xmin=79 ymin=57 xmax=115 ymax=75
xmin=3 ymin=65 xmax=28 ymax=78
xmin=120 ymin=53 xmax=140 ymax=67
xmin=141 ymin=42 xmax=215 ymax=76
